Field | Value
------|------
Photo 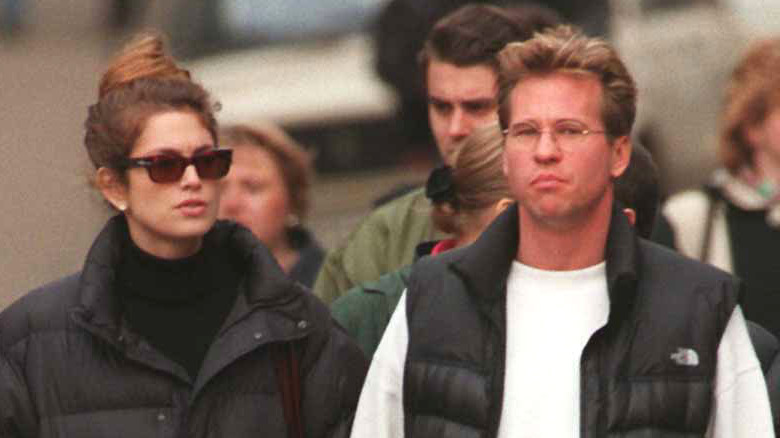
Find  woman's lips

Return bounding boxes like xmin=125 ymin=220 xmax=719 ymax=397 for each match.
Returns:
xmin=177 ymin=199 xmax=207 ymax=216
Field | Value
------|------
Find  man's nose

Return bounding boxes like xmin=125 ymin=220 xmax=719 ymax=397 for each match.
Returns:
xmin=448 ymin=108 xmax=470 ymax=138
xmin=533 ymin=131 xmax=562 ymax=163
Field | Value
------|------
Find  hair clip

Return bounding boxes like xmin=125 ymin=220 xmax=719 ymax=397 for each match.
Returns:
xmin=425 ymin=165 xmax=457 ymax=205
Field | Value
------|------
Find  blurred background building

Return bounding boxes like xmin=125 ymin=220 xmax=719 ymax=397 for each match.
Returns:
xmin=0 ymin=0 xmax=777 ymax=308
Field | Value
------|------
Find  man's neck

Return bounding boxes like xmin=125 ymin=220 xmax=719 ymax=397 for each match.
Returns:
xmin=516 ymin=201 xmax=612 ymax=271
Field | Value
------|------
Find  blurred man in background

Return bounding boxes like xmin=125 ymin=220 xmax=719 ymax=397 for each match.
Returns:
xmin=313 ymin=3 xmax=560 ymax=303
xmin=373 ymin=0 xmax=608 ymax=157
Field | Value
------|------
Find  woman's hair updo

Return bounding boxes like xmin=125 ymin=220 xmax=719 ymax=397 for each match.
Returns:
xmin=84 ymin=33 xmax=219 ymax=179
xmin=427 ymin=123 xmax=511 ymax=235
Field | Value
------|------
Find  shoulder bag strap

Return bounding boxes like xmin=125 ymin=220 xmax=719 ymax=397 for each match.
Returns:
xmin=699 ymin=185 xmax=721 ymax=262
xmin=274 ymin=342 xmax=304 ymax=438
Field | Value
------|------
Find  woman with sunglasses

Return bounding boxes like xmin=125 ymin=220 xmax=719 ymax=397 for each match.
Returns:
xmin=0 ymin=34 xmax=367 ymax=438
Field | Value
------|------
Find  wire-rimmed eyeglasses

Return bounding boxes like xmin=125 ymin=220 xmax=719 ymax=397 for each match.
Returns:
xmin=502 ymin=123 xmax=607 ymax=148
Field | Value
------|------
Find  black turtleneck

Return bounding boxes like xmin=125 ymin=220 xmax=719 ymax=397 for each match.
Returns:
xmin=115 ymin=229 xmax=241 ymax=380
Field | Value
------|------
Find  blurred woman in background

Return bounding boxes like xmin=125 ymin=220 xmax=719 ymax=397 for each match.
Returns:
xmin=218 ymin=123 xmax=324 ymax=287
xmin=0 ymin=34 xmax=366 ymax=437
xmin=664 ymin=37 xmax=780 ymax=337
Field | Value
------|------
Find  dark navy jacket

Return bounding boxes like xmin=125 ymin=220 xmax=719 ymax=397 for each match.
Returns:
xmin=0 ymin=218 xmax=367 ymax=438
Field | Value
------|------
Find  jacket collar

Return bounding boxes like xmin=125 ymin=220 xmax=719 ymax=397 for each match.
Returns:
xmin=447 ymin=203 xmax=520 ymax=302
xmin=710 ymin=167 xmax=780 ymax=227
xmin=603 ymin=201 xmax=640 ymax=324
xmin=447 ymin=202 xmax=639 ymax=321
xmin=76 ymin=216 xmax=302 ymax=331
xmin=414 ymin=240 xmax=438 ymax=260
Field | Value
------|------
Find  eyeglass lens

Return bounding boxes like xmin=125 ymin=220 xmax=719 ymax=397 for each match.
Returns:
xmin=144 ymin=150 xmax=232 ymax=183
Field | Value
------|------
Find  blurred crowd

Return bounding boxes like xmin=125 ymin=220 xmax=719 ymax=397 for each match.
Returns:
xmin=2 ymin=1 xmax=780 ymax=437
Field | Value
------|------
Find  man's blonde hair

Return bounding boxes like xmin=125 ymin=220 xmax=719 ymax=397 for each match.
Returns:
xmin=497 ymin=25 xmax=637 ymax=139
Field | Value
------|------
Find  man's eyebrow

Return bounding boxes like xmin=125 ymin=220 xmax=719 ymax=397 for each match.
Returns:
xmin=427 ymin=95 xmax=496 ymax=106
xmin=463 ymin=97 xmax=496 ymax=104
xmin=508 ymin=118 xmax=589 ymax=126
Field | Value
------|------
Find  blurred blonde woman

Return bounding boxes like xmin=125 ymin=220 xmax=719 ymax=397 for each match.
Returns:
xmin=331 ymin=123 xmax=512 ymax=356
xmin=664 ymin=37 xmax=780 ymax=337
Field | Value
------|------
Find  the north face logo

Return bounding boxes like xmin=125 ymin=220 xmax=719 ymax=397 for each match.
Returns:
xmin=670 ymin=347 xmax=699 ymax=367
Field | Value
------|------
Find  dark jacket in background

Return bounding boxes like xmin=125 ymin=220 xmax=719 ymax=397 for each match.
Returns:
xmin=288 ymin=225 xmax=325 ymax=288
xmin=664 ymin=171 xmax=780 ymax=337
xmin=331 ymin=240 xmax=436 ymax=357
xmin=0 ymin=218 xmax=367 ymax=438
xmin=331 ymin=264 xmax=412 ymax=358
xmin=403 ymin=203 xmax=740 ymax=437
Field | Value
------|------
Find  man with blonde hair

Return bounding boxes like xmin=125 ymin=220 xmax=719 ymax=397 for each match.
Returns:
xmin=351 ymin=26 xmax=773 ymax=437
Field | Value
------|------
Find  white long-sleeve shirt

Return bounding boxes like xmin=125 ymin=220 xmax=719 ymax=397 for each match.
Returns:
xmin=350 ymin=261 xmax=774 ymax=438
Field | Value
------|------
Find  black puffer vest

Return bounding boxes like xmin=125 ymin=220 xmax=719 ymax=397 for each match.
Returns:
xmin=403 ymin=203 xmax=740 ymax=438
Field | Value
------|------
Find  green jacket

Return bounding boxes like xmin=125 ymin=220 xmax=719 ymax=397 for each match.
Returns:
xmin=330 ymin=264 xmax=412 ymax=357
xmin=313 ymin=188 xmax=444 ymax=304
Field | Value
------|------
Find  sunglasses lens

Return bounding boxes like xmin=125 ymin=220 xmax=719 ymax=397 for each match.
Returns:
xmin=135 ymin=149 xmax=231 ymax=183
xmin=147 ymin=156 xmax=187 ymax=183
xmin=193 ymin=150 xmax=232 ymax=180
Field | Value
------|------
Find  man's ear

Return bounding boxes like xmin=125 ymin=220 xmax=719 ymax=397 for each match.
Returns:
xmin=622 ymin=208 xmax=637 ymax=227
xmin=610 ymin=136 xmax=632 ymax=179
xmin=495 ymin=197 xmax=514 ymax=215
xmin=96 ymin=167 xmax=128 ymax=212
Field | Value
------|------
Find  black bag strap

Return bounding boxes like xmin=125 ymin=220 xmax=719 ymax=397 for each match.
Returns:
xmin=274 ymin=343 xmax=303 ymax=438
xmin=699 ymin=184 xmax=722 ymax=262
